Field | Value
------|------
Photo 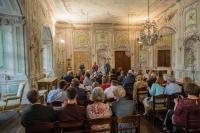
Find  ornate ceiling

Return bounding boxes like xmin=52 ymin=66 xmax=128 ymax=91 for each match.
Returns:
xmin=47 ymin=0 xmax=179 ymax=24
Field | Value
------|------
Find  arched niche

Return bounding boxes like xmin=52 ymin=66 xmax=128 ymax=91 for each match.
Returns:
xmin=154 ymin=26 xmax=176 ymax=68
xmin=42 ymin=26 xmax=54 ymax=76
xmin=183 ymin=35 xmax=199 ymax=69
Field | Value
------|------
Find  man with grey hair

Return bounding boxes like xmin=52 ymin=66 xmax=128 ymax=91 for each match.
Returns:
xmin=112 ymin=88 xmax=136 ymax=117
xmin=164 ymin=76 xmax=182 ymax=95
xmin=111 ymin=88 xmax=136 ymax=133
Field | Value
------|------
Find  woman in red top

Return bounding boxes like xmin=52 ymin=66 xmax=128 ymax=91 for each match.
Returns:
xmin=172 ymin=83 xmax=200 ymax=128
xmin=101 ymin=76 xmax=110 ymax=91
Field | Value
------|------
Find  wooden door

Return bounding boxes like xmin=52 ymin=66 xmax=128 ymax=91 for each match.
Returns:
xmin=157 ymin=50 xmax=171 ymax=67
xmin=74 ymin=52 xmax=91 ymax=73
xmin=115 ymin=51 xmax=131 ymax=73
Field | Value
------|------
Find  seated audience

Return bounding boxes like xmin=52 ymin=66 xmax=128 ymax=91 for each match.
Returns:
xmin=71 ymin=78 xmax=88 ymax=106
xmin=123 ymin=70 xmax=135 ymax=99
xmin=21 ymin=89 xmax=56 ymax=127
xmin=112 ymin=89 xmax=136 ymax=116
xmin=109 ymin=68 xmax=118 ymax=82
xmin=133 ymin=75 xmax=148 ymax=100
xmin=112 ymin=89 xmax=136 ymax=133
xmin=123 ymin=70 xmax=135 ymax=88
xmin=182 ymin=76 xmax=193 ymax=89
xmin=57 ymin=87 xmax=86 ymax=122
xmin=164 ymin=83 xmax=200 ymax=132
xmin=143 ymin=77 xmax=164 ymax=115
xmin=47 ymin=80 xmax=68 ymax=103
xmin=117 ymin=70 xmax=126 ymax=85
xmin=164 ymin=76 xmax=182 ymax=95
xmin=101 ymin=76 xmax=110 ymax=91
xmin=83 ymin=72 xmax=92 ymax=86
xmin=147 ymin=71 xmax=157 ymax=88
xmin=64 ymin=71 xmax=74 ymax=83
xmin=87 ymin=87 xmax=112 ymax=131
xmin=104 ymin=80 xmax=124 ymax=99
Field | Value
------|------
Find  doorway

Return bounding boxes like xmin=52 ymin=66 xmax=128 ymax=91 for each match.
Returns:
xmin=115 ymin=51 xmax=131 ymax=73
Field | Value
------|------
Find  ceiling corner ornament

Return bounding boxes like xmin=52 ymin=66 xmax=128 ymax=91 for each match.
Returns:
xmin=138 ymin=0 xmax=158 ymax=46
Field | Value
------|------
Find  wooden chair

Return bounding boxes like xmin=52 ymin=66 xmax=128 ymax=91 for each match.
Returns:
xmin=151 ymin=94 xmax=168 ymax=126
xmin=88 ymin=117 xmax=113 ymax=133
xmin=136 ymin=87 xmax=149 ymax=112
xmin=0 ymin=82 xmax=26 ymax=111
xmin=176 ymin=107 xmax=200 ymax=133
xmin=115 ymin=115 xmax=140 ymax=133
xmin=25 ymin=122 xmax=55 ymax=133
xmin=55 ymin=121 xmax=85 ymax=133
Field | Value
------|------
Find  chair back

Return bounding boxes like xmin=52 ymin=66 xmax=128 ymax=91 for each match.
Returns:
xmin=152 ymin=94 xmax=168 ymax=112
xmin=167 ymin=93 xmax=181 ymax=109
xmin=17 ymin=82 xmax=26 ymax=102
xmin=185 ymin=107 xmax=200 ymax=133
xmin=89 ymin=117 xmax=112 ymax=133
xmin=136 ymin=87 xmax=149 ymax=100
xmin=115 ymin=115 xmax=140 ymax=133
xmin=55 ymin=121 xmax=84 ymax=133
xmin=25 ymin=122 xmax=54 ymax=133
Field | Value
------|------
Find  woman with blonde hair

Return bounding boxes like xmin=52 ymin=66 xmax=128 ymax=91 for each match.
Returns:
xmin=143 ymin=76 xmax=165 ymax=115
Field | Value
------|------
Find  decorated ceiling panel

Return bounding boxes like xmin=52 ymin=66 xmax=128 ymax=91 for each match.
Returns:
xmin=48 ymin=0 xmax=178 ymax=24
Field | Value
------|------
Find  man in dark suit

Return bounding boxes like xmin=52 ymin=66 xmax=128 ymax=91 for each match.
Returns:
xmin=21 ymin=89 xmax=56 ymax=127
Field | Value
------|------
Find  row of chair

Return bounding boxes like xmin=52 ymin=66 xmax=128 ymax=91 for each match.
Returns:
xmin=25 ymin=114 xmax=141 ymax=133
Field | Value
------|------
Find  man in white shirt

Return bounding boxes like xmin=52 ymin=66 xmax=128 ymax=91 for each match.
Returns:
xmin=47 ymin=80 xmax=68 ymax=103
xmin=104 ymin=80 xmax=125 ymax=99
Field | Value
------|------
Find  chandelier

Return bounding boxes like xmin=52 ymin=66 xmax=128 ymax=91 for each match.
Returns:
xmin=138 ymin=0 xmax=158 ymax=46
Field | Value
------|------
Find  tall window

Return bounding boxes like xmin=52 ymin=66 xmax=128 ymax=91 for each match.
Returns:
xmin=0 ymin=0 xmax=25 ymax=77
xmin=42 ymin=27 xmax=53 ymax=75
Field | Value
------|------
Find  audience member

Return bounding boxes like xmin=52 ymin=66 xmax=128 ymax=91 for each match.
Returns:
xmin=112 ymin=88 xmax=136 ymax=133
xmin=57 ymin=87 xmax=86 ymax=123
xmin=71 ymin=78 xmax=88 ymax=106
xmin=87 ymin=87 xmax=112 ymax=131
xmin=83 ymin=72 xmax=92 ymax=86
xmin=104 ymin=80 xmax=124 ymax=99
xmin=64 ymin=71 xmax=74 ymax=83
xmin=143 ymin=77 xmax=164 ymax=115
xmin=101 ymin=76 xmax=110 ymax=91
xmin=133 ymin=75 xmax=148 ymax=100
xmin=147 ymin=71 xmax=157 ymax=88
xmin=47 ymin=80 xmax=68 ymax=103
xmin=164 ymin=76 xmax=182 ymax=95
xmin=164 ymin=83 xmax=200 ymax=132
xmin=21 ymin=89 xmax=56 ymax=127
xmin=112 ymin=88 xmax=136 ymax=116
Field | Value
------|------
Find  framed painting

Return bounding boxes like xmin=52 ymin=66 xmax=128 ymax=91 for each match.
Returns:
xmin=185 ymin=8 xmax=197 ymax=29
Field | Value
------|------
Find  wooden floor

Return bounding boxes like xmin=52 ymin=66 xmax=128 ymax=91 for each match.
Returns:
xmin=0 ymin=111 xmax=162 ymax=133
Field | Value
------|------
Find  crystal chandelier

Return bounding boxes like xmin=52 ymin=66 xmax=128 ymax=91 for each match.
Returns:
xmin=139 ymin=0 xmax=158 ymax=46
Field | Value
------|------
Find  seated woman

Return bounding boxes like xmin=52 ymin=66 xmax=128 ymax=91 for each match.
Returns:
xmin=164 ymin=83 xmax=200 ymax=132
xmin=87 ymin=87 xmax=112 ymax=131
xmin=143 ymin=76 xmax=164 ymax=115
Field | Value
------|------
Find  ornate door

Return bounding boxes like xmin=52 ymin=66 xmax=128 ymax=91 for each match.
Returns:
xmin=115 ymin=51 xmax=131 ymax=73
xmin=74 ymin=51 xmax=91 ymax=73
